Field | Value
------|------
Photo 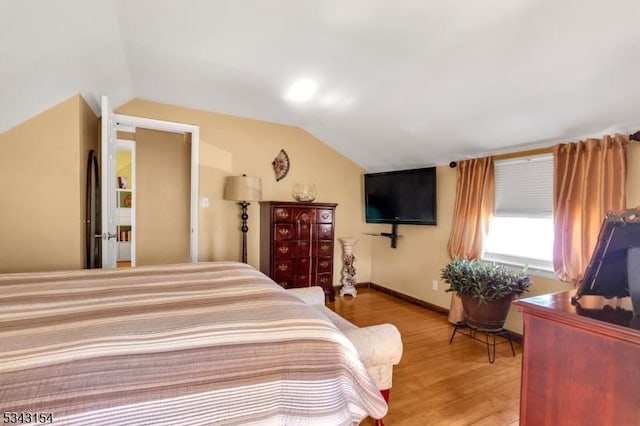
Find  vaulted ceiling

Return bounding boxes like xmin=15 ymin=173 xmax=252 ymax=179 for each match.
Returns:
xmin=2 ymin=0 xmax=640 ymax=171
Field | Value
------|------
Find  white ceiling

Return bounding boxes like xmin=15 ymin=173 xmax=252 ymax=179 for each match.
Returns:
xmin=2 ymin=0 xmax=640 ymax=171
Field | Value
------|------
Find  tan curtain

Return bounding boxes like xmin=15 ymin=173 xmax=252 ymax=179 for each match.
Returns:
xmin=446 ymin=157 xmax=495 ymax=323
xmin=447 ymin=157 xmax=495 ymax=259
xmin=553 ymin=134 xmax=629 ymax=283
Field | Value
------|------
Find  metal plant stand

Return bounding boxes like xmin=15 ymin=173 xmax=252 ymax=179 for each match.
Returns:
xmin=449 ymin=321 xmax=516 ymax=363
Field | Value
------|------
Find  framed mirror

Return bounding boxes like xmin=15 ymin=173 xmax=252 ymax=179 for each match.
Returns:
xmin=85 ymin=149 xmax=101 ymax=268
xmin=573 ymin=208 xmax=640 ymax=315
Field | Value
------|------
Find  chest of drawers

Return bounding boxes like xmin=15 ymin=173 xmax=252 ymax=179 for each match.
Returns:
xmin=259 ymin=201 xmax=337 ymax=301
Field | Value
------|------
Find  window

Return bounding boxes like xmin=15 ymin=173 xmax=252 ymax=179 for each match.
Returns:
xmin=482 ymin=154 xmax=554 ymax=271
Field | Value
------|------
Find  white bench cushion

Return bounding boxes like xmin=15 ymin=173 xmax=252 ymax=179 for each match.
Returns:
xmin=287 ymin=286 xmax=403 ymax=390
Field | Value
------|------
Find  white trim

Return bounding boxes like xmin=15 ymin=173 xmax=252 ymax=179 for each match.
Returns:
xmin=525 ymin=268 xmax=558 ymax=280
xmin=494 ymin=152 xmax=553 ymax=166
xmin=116 ymin=124 xmax=136 ymax=133
xmin=190 ymin=128 xmax=199 ymax=263
xmin=482 ymin=252 xmax=554 ymax=273
xmin=481 ymin=254 xmax=558 ymax=280
xmin=114 ymin=114 xmax=198 ymax=135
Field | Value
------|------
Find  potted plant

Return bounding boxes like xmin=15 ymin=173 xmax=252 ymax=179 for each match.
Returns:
xmin=441 ymin=258 xmax=532 ymax=331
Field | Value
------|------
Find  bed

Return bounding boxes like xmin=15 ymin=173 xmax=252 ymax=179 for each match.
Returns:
xmin=0 ymin=262 xmax=387 ymax=425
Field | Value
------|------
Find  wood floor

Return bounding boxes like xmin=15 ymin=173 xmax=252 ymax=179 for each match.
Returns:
xmin=330 ymin=288 xmax=522 ymax=426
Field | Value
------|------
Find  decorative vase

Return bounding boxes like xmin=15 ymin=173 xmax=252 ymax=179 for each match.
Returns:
xmin=460 ymin=293 xmax=514 ymax=332
xmin=339 ymin=237 xmax=357 ymax=298
xmin=292 ymin=183 xmax=316 ymax=202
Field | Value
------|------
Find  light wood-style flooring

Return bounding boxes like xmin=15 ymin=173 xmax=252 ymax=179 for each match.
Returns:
xmin=330 ymin=288 xmax=521 ymax=426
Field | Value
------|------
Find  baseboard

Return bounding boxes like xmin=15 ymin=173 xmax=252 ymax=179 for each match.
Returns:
xmin=365 ymin=282 xmax=523 ymax=342
xmin=333 ymin=282 xmax=372 ymax=290
xmin=368 ymin=282 xmax=449 ymax=316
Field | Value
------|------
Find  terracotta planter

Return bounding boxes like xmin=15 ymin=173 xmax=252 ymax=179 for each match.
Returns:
xmin=460 ymin=293 xmax=514 ymax=332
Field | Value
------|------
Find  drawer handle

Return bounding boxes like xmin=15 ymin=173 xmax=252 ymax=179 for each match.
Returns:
xmin=278 ymin=246 xmax=289 ymax=254
xmin=278 ymin=228 xmax=290 ymax=236
xmin=320 ymin=244 xmax=330 ymax=251
xmin=320 ymin=277 xmax=329 ymax=284
xmin=278 ymin=211 xmax=289 ymax=219
xmin=278 ymin=264 xmax=288 ymax=271
xmin=321 ymin=212 xmax=330 ymax=220
xmin=320 ymin=261 xmax=329 ymax=268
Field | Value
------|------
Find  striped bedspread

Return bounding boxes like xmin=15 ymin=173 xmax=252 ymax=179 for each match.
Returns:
xmin=0 ymin=262 xmax=386 ymax=425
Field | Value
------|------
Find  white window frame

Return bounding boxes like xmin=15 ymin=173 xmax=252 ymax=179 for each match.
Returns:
xmin=482 ymin=153 xmax=554 ymax=274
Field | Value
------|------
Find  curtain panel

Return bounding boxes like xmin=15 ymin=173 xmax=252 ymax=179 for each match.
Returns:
xmin=446 ymin=157 xmax=495 ymax=324
xmin=447 ymin=156 xmax=495 ymax=260
xmin=553 ymin=134 xmax=629 ymax=283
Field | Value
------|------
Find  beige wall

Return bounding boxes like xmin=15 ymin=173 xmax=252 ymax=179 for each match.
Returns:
xmin=115 ymin=99 xmax=372 ymax=282
xmin=4 ymin=94 xmax=640 ymax=335
xmin=135 ymin=128 xmax=191 ymax=265
xmin=371 ymin=144 xmax=640 ymax=334
xmin=116 ymin=150 xmax=132 ymax=188
xmin=0 ymin=95 xmax=97 ymax=273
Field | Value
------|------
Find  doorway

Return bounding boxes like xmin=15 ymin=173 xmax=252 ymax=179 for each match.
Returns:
xmin=101 ymin=96 xmax=200 ymax=269
xmin=136 ymin=128 xmax=191 ymax=265
xmin=114 ymin=130 xmax=191 ymax=267
xmin=116 ymin=139 xmax=135 ymax=267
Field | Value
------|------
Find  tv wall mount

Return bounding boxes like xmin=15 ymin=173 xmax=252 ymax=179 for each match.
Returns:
xmin=381 ymin=224 xmax=400 ymax=248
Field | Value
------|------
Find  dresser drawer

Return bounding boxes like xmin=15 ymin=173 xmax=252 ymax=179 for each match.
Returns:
xmin=274 ymin=224 xmax=294 ymax=241
xmin=273 ymin=260 xmax=293 ymax=276
xmin=295 ymin=241 xmax=313 ymax=257
xmin=317 ymin=224 xmax=333 ymax=239
xmin=316 ymin=273 xmax=333 ymax=290
xmin=294 ymin=257 xmax=313 ymax=274
xmin=296 ymin=221 xmax=312 ymax=239
xmin=293 ymin=208 xmax=316 ymax=224
xmin=294 ymin=274 xmax=312 ymax=287
xmin=274 ymin=277 xmax=293 ymax=289
xmin=317 ymin=209 xmax=333 ymax=224
xmin=316 ymin=241 xmax=333 ymax=257
xmin=274 ymin=241 xmax=293 ymax=259
xmin=273 ymin=207 xmax=293 ymax=223
xmin=317 ymin=257 xmax=332 ymax=273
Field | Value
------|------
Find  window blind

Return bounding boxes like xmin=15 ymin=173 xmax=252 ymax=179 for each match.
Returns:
xmin=494 ymin=153 xmax=553 ymax=218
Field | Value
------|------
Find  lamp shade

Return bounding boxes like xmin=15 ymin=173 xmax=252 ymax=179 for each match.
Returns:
xmin=223 ymin=175 xmax=263 ymax=202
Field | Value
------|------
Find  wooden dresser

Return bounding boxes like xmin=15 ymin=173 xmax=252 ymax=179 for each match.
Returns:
xmin=259 ymin=201 xmax=337 ymax=301
xmin=514 ymin=291 xmax=640 ymax=425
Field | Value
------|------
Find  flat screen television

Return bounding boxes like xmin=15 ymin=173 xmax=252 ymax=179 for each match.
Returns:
xmin=364 ymin=167 xmax=437 ymax=225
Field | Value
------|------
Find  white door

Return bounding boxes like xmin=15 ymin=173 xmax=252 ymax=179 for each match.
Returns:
xmin=101 ymin=96 xmax=118 ymax=268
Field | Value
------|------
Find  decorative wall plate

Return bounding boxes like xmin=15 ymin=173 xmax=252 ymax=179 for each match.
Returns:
xmin=272 ymin=149 xmax=290 ymax=181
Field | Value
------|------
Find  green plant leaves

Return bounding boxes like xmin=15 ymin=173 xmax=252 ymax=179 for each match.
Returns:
xmin=441 ymin=258 xmax=532 ymax=303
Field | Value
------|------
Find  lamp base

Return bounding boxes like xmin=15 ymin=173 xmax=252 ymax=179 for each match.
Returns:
xmin=239 ymin=201 xmax=250 ymax=263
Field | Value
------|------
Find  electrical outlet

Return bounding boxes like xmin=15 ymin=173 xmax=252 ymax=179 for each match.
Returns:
xmin=432 ymin=280 xmax=438 ymax=291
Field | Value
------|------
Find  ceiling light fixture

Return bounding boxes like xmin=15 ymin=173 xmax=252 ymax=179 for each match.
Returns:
xmin=284 ymin=78 xmax=317 ymax=102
